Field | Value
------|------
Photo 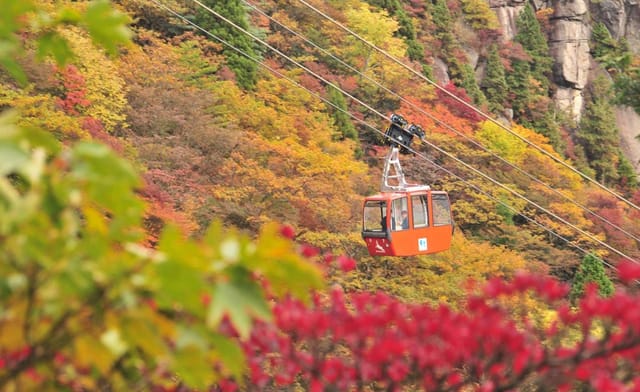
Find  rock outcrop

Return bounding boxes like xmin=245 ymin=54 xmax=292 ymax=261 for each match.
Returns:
xmin=489 ymin=0 xmax=527 ymax=40
xmin=590 ymin=0 xmax=640 ymax=52
xmin=617 ymin=106 xmax=640 ymax=172
xmin=549 ymin=0 xmax=591 ymax=121
xmin=489 ymin=0 xmax=640 ymax=174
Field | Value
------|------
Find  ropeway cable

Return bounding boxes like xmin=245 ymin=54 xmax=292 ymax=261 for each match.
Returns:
xmin=295 ymin=0 xmax=640 ymax=214
xmin=241 ymin=0 xmax=640 ymax=248
xmin=149 ymin=0 xmax=628 ymax=268
xmin=180 ymin=0 xmax=639 ymax=263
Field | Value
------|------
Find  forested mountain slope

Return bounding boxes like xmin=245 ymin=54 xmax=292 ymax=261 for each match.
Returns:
xmin=3 ymin=0 xmax=639 ymax=296
xmin=4 ymin=1 xmax=640 ymax=390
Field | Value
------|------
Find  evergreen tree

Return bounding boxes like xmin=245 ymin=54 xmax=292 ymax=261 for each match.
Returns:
xmin=533 ymin=109 xmax=565 ymax=153
xmin=570 ymin=253 xmax=614 ymax=304
xmin=514 ymin=4 xmax=552 ymax=90
xmin=459 ymin=63 xmax=486 ymax=107
xmin=614 ymin=68 xmax=640 ymax=115
xmin=194 ymin=0 xmax=261 ymax=90
xmin=591 ymin=22 xmax=617 ymax=60
xmin=327 ymin=85 xmax=358 ymax=141
xmin=590 ymin=22 xmax=640 ymax=116
xmin=617 ymin=153 xmax=639 ymax=189
xmin=482 ymin=44 xmax=507 ymax=113
xmin=431 ymin=0 xmax=456 ymax=49
xmin=505 ymin=58 xmax=532 ymax=120
xmin=506 ymin=4 xmax=564 ymax=151
xmin=577 ymin=75 xmax=620 ymax=184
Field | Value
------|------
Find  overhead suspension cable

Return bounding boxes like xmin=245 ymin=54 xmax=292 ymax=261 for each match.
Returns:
xmin=241 ymin=0 xmax=640 ymax=248
xmin=183 ymin=0 xmax=638 ymax=263
xmin=295 ymin=0 xmax=640 ymax=214
xmin=149 ymin=0 xmax=630 ymax=267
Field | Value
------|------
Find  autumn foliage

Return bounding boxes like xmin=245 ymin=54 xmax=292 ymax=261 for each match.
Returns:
xmin=208 ymin=257 xmax=640 ymax=391
xmin=3 ymin=0 xmax=640 ymax=391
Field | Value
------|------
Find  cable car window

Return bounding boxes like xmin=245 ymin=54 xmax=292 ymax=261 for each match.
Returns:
xmin=363 ymin=200 xmax=386 ymax=232
xmin=432 ymin=194 xmax=452 ymax=226
xmin=411 ymin=195 xmax=429 ymax=228
xmin=392 ymin=197 xmax=409 ymax=231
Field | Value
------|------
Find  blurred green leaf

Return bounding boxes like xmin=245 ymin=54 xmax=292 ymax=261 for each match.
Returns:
xmin=207 ymin=271 xmax=272 ymax=339
xmin=55 ymin=7 xmax=82 ymax=24
xmin=0 ymin=53 xmax=27 ymax=86
xmin=174 ymin=345 xmax=215 ymax=389
xmin=37 ymin=31 xmax=74 ymax=65
xmin=0 ymin=142 xmax=29 ymax=176
xmin=0 ymin=0 xmax=34 ymax=37
xmin=155 ymin=258 xmax=206 ymax=315
xmin=252 ymin=222 xmax=324 ymax=301
xmin=83 ymin=0 xmax=132 ymax=56
xmin=121 ymin=314 xmax=169 ymax=357
xmin=210 ymin=333 xmax=246 ymax=380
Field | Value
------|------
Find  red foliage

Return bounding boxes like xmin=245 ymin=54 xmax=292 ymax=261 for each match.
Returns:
xmin=337 ymin=75 xmax=359 ymax=93
xmin=55 ymin=65 xmax=91 ymax=115
xmin=82 ymin=117 xmax=125 ymax=154
xmin=436 ymin=82 xmax=483 ymax=123
xmin=298 ymin=73 xmax=325 ymax=96
xmin=279 ymin=224 xmax=296 ymax=239
xmin=214 ymin=261 xmax=640 ymax=391
xmin=217 ymin=65 xmax=236 ymax=82
xmin=139 ymin=172 xmax=199 ymax=244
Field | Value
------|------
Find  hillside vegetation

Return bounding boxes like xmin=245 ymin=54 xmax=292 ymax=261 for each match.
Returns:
xmin=3 ymin=0 xmax=640 ymax=290
xmin=1 ymin=0 xmax=639 ymax=294
xmin=2 ymin=0 xmax=640 ymax=389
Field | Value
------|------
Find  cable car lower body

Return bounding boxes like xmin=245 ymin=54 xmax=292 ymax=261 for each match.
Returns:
xmin=362 ymin=224 xmax=452 ymax=256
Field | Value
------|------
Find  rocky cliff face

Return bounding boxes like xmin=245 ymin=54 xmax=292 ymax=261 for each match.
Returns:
xmin=490 ymin=0 xmax=527 ymax=40
xmin=549 ymin=0 xmax=590 ymax=122
xmin=590 ymin=0 xmax=640 ymax=52
xmin=490 ymin=0 xmax=640 ymax=172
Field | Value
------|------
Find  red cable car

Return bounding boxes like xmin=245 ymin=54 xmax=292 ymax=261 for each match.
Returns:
xmin=362 ymin=115 xmax=454 ymax=257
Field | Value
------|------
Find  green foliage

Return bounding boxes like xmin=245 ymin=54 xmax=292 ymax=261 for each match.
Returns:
xmin=458 ymin=62 xmax=486 ymax=107
xmin=431 ymin=0 xmax=452 ymax=32
xmin=482 ymin=44 xmax=507 ymax=113
xmin=613 ymin=66 xmax=640 ymax=115
xmin=0 ymin=2 xmax=324 ymax=388
xmin=193 ymin=0 xmax=261 ymax=90
xmin=0 ymin=0 xmax=36 ymax=83
xmin=569 ymin=253 xmax=614 ymax=304
xmin=327 ymin=84 xmax=358 ymax=142
xmin=505 ymin=57 xmax=531 ymax=118
xmin=514 ymin=4 xmax=552 ymax=90
xmin=507 ymin=3 xmax=559 ymax=142
xmin=0 ymin=115 xmax=323 ymax=389
xmin=577 ymin=75 xmax=621 ymax=184
xmin=83 ymin=0 xmax=133 ymax=56
xmin=591 ymin=22 xmax=632 ymax=71
xmin=617 ymin=153 xmax=639 ymax=189
xmin=590 ymin=22 xmax=640 ymax=116
xmin=591 ymin=22 xmax=619 ymax=61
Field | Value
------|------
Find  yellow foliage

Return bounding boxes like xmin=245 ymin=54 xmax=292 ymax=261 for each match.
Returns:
xmin=208 ymin=73 xmax=370 ymax=232
xmin=340 ymin=3 xmax=409 ymax=91
xmin=476 ymin=120 xmax=528 ymax=163
xmin=0 ymin=84 xmax=87 ymax=140
xmin=61 ymin=27 xmax=128 ymax=132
